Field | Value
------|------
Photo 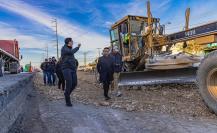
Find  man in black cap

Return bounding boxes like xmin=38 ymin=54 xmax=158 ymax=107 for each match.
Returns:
xmin=97 ymin=47 xmax=114 ymax=100
xmin=61 ymin=37 xmax=81 ymax=106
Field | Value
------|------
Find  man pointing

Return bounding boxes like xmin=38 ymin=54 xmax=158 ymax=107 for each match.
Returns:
xmin=61 ymin=37 xmax=81 ymax=106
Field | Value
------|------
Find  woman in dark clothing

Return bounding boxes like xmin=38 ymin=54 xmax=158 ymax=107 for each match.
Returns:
xmin=55 ymin=58 xmax=65 ymax=90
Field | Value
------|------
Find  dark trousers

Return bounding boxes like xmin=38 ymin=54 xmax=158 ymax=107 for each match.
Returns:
xmin=47 ymin=72 xmax=52 ymax=85
xmin=56 ymin=71 xmax=65 ymax=90
xmin=0 ymin=69 xmax=3 ymax=77
xmin=103 ymin=81 xmax=110 ymax=98
xmin=43 ymin=71 xmax=48 ymax=84
xmin=51 ymin=72 xmax=56 ymax=85
xmin=62 ymin=69 xmax=77 ymax=103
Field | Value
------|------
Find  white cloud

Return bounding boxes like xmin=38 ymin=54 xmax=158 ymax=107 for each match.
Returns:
xmin=0 ymin=22 xmax=49 ymax=49
xmin=105 ymin=0 xmax=172 ymax=22
xmin=0 ymin=0 xmax=109 ymax=52
xmin=165 ymin=0 xmax=217 ymax=34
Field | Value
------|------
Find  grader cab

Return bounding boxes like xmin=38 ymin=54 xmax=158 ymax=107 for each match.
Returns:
xmin=109 ymin=1 xmax=217 ymax=114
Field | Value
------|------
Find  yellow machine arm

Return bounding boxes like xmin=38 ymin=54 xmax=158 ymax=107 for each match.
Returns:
xmin=147 ymin=0 xmax=153 ymax=54
xmin=185 ymin=8 xmax=190 ymax=31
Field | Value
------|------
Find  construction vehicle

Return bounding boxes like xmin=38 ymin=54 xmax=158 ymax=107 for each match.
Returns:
xmin=0 ymin=40 xmax=21 ymax=74
xmin=110 ymin=1 xmax=217 ymax=114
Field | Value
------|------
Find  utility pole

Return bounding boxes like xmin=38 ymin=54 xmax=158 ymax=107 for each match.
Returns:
xmin=46 ymin=44 xmax=48 ymax=59
xmin=96 ymin=48 xmax=101 ymax=57
xmin=51 ymin=18 xmax=59 ymax=59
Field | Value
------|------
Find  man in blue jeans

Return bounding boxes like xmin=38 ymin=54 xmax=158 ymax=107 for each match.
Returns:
xmin=50 ymin=57 xmax=57 ymax=86
xmin=47 ymin=58 xmax=53 ymax=86
xmin=40 ymin=58 xmax=49 ymax=85
xmin=61 ymin=37 xmax=81 ymax=106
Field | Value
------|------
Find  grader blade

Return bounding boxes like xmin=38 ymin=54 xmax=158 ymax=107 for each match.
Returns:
xmin=118 ymin=68 xmax=197 ymax=86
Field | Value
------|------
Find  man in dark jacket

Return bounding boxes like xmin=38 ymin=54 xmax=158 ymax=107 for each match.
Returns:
xmin=61 ymin=37 xmax=81 ymax=106
xmin=40 ymin=58 xmax=49 ymax=85
xmin=47 ymin=58 xmax=53 ymax=86
xmin=50 ymin=57 xmax=57 ymax=85
xmin=97 ymin=47 xmax=114 ymax=100
xmin=111 ymin=46 xmax=123 ymax=97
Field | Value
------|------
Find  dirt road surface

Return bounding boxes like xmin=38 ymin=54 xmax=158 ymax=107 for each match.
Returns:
xmin=9 ymin=72 xmax=217 ymax=133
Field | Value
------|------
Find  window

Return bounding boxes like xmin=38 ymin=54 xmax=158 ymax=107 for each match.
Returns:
xmin=130 ymin=20 xmax=147 ymax=36
xmin=110 ymin=28 xmax=119 ymax=42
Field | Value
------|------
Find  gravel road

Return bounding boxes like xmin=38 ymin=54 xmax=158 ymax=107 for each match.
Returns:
xmin=8 ymin=72 xmax=217 ymax=133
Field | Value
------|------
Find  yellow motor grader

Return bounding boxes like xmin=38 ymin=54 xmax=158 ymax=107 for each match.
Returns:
xmin=110 ymin=1 xmax=217 ymax=114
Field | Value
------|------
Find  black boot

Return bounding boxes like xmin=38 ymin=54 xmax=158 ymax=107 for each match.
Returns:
xmin=105 ymin=96 xmax=111 ymax=101
xmin=64 ymin=94 xmax=72 ymax=107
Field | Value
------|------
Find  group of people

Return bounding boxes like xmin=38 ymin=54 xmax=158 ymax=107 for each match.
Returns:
xmin=41 ymin=37 xmax=123 ymax=107
xmin=40 ymin=57 xmax=57 ymax=86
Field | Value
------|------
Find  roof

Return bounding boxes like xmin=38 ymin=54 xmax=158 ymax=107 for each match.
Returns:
xmin=111 ymin=15 xmax=160 ymax=29
xmin=0 ymin=47 xmax=19 ymax=61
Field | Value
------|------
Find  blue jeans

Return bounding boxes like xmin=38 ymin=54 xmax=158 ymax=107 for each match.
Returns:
xmin=50 ymin=72 xmax=56 ymax=85
xmin=47 ymin=72 xmax=52 ymax=85
xmin=43 ymin=71 xmax=48 ymax=84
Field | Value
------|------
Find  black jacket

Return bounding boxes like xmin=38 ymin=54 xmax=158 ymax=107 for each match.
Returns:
xmin=55 ymin=61 xmax=62 ymax=73
xmin=61 ymin=45 xmax=79 ymax=71
xmin=111 ymin=52 xmax=123 ymax=73
xmin=40 ymin=62 xmax=48 ymax=71
xmin=48 ymin=61 xmax=56 ymax=72
xmin=97 ymin=55 xmax=114 ymax=83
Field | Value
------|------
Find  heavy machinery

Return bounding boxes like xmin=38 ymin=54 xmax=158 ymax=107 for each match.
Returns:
xmin=110 ymin=1 xmax=217 ymax=114
xmin=0 ymin=39 xmax=21 ymax=74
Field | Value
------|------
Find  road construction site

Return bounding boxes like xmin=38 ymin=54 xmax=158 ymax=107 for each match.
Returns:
xmin=3 ymin=72 xmax=217 ymax=133
xmin=2 ymin=1 xmax=217 ymax=132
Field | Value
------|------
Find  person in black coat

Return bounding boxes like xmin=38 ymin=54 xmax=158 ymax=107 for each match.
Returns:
xmin=61 ymin=37 xmax=81 ymax=107
xmin=47 ymin=58 xmax=53 ymax=86
xmin=40 ymin=58 xmax=49 ymax=85
xmin=110 ymin=46 xmax=123 ymax=97
xmin=97 ymin=47 xmax=114 ymax=100
xmin=50 ymin=57 xmax=57 ymax=85
xmin=55 ymin=58 xmax=65 ymax=90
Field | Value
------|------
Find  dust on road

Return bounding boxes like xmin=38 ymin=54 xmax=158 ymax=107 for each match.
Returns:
xmin=9 ymin=72 xmax=217 ymax=133
xmin=34 ymin=72 xmax=216 ymax=120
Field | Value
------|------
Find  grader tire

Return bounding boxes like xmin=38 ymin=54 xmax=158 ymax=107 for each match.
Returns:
xmin=197 ymin=51 xmax=217 ymax=114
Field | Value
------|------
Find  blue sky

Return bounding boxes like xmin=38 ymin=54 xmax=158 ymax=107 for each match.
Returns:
xmin=0 ymin=0 xmax=217 ymax=67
